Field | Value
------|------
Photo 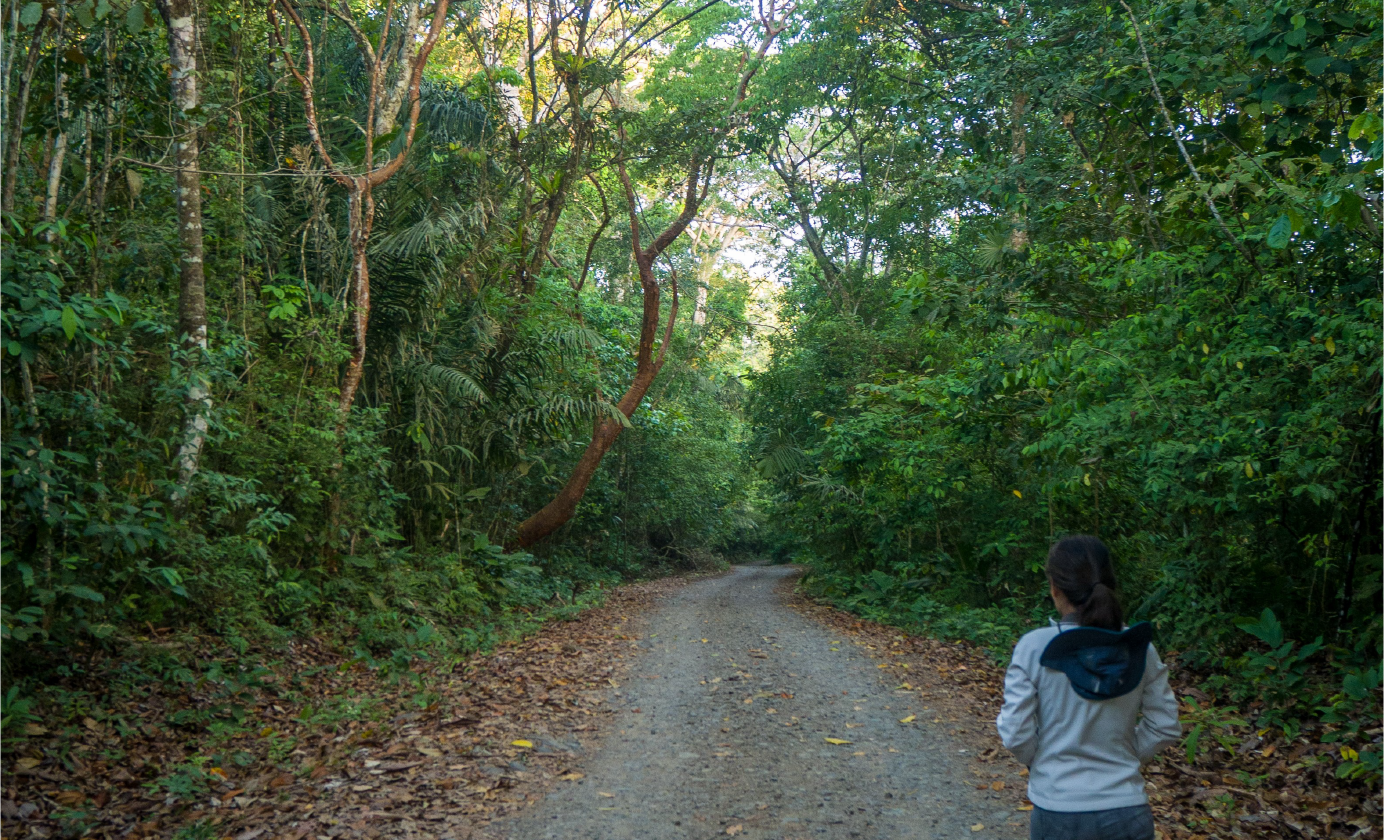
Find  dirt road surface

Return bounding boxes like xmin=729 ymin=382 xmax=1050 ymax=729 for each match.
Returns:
xmin=496 ymin=565 xmax=1028 ymax=840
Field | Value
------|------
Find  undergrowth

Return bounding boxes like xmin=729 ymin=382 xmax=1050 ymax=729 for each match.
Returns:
xmin=796 ymin=559 xmax=1383 ymax=785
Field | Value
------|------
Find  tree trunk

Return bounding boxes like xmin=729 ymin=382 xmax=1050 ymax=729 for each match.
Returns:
xmin=373 ymin=1 xmax=421 ymax=138
xmin=41 ymin=8 xmax=70 ymax=232
xmin=509 ymin=154 xmax=699 ymax=550
xmin=338 ymin=181 xmax=372 ymax=415
xmin=510 ymin=243 xmax=678 ymax=549
xmin=693 ymin=283 xmax=708 ymax=325
xmin=41 ymin=69 xmax=68 ymax=238
xmin=2 ymin=11 xmax=50 ymax=214
xmin=771 ymin=154 xmax=850 ymax=312
xmin=510 ymin=4 xmax=787 ymax=548
xmin=267 ymin=0 xmax=451 ymax=420
xmin=156 ymin=0 xmax=211 ymax=494
xmin=1008 ymin=91 xmax=1029 ymax=252
xmin=690 ymin=215 xmax=742 ymax=325
xmin=92 ymin=25 xmax=115 ymax=219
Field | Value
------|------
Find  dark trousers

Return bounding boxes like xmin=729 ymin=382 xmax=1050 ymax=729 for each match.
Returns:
xmin=1030 ymin=803 xmax=1156 ymax=840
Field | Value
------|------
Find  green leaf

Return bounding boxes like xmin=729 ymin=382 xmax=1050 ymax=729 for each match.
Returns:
xmin=61 ymin=306 xmax=79 ymax=339
xmin=18 ymin=2 xmax=42 ymax=26
xmin=1327 ymin=191 xmax=1363 ymax=227
xmin=1303 ymin=54 xmax=1332 ymax=76
xmin=1348 ymin=113 xmax=1380 ymax=141
xmin=1266 ymin=215 xmax=1293 ymax=249
xmin=65 ymin=585 xmax=105 ymax=603
xmin=124 ymin=2 xmax=144 ymax=34
xmin=1237 ymin=608 xmax=1284 ymax=647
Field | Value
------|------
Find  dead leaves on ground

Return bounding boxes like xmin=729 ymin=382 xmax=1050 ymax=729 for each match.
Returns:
xmin=1 ymin=577 xmax=689 ymax=840
xmin=787 ymin=585 xmax=1382 ymax=840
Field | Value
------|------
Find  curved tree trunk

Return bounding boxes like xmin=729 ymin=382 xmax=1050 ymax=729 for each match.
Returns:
xmin=510 ymin=151 xmax=703 ymax=550
xmin=510 ymin=3 xmax=789 ymax=549
xmin=267 ymin=0 xmax=450 ymax=420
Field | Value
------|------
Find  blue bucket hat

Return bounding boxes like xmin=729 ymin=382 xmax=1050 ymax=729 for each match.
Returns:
xmin=1039 ymin=621 xmax=1153 ymax=701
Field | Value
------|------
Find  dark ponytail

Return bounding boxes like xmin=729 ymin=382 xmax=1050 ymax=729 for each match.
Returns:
xmin=1046 ymin=535 xmax=1124 ymax=631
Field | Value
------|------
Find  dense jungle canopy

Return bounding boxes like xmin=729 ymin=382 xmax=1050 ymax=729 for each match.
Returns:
xmin=2 ymin=0 xmax=1381 ymax=789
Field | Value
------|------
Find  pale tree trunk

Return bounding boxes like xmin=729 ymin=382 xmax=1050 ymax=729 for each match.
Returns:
xmin=1008 ymin=92 xmax=1029 ymax=251
xmin=693 ymin=283 xmax=708 ymax=325
xmin=374 ymin=1 xmax=420 ymax=138
xmin=2 ymin=9 xmax=50 ymax=214
xmin=156 ymin=0 xmax=211 ymax=495
xmin=41 ymin=68 xmax=67 ymax=237
xmin=477 ymin=2 xmax=523 ymax=130
xmin=689 ymin=215 xmax=744 ymax=325
xmin=41 ymin=6 xmax=72 ymax=231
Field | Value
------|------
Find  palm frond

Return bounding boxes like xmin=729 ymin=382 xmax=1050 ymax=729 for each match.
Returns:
xmin=508 ymin=395 xmax=629 ymax=437
xmin=419 ymin=80 xmax=491 ymax=145
xmin=799 ymin=474 xmax=861 ymax=502
xmin=756 ymin=429 xmax=810 ymax=478
xmin=374 ymin=204 xmax=490 ymax=259
xmin=411 ymin=363 xmax=490 ymax=405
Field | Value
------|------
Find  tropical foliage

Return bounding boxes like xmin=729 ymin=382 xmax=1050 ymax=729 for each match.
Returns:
xmin=745 ymin=0 xmax=1382 ymax=771
xmin=1 ymin=0 xmax=1379 ymax=794
xmin=1 ymin=0 xmax=767 ymax=684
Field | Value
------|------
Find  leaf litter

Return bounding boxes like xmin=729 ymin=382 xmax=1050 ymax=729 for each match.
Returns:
xmin=1 ymin=576 xmax=691 ymax=840
xmin=786 ymin=583 xmax=1382 ymax=840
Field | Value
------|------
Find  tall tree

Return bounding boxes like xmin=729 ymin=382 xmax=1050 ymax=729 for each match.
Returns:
xmin=267 ymin=0 xmax=452 ymax=417
xmin=511 ymin=0 xmax=791 ymax=548
xmin=2 ymin=8 xmax=52 ymax=215
xmin=154 ymin=0 xmax=211 ymax=493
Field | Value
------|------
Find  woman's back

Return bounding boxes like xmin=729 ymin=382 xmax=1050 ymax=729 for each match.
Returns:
xmin=997 ymin=621 xmax=1180 ymax=812
xmin=996 ymin=535 xmax=1181 ymax=840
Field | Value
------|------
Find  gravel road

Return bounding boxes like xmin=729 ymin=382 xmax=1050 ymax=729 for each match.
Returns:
xmin=497 ymin=565 xmax=1028 ymax=840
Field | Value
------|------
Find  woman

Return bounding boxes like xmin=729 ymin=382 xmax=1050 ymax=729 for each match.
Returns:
xmin=996 ymin=535 xmax=1181 ymax=840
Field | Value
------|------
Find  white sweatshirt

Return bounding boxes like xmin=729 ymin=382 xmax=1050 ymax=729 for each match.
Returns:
xmin=995 ymin=619 xmax=1182 ymax=812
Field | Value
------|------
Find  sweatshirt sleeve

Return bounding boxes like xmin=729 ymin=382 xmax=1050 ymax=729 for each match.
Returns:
xmin=996 ymin=643 xmax=1040 ymax=767
xmin=1133 ymin=644 xmax=1182 ymax=763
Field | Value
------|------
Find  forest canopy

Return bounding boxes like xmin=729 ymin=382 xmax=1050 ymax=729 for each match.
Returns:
xmin=2 ymin=0 xmax=1381 ymax=789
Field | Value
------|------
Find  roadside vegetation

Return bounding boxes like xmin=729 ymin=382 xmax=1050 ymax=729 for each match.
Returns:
xmin=743 ymin=0 xmax=1383 ymax=816
xmin=2 ymin=0 xmax=1379 ymax=833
